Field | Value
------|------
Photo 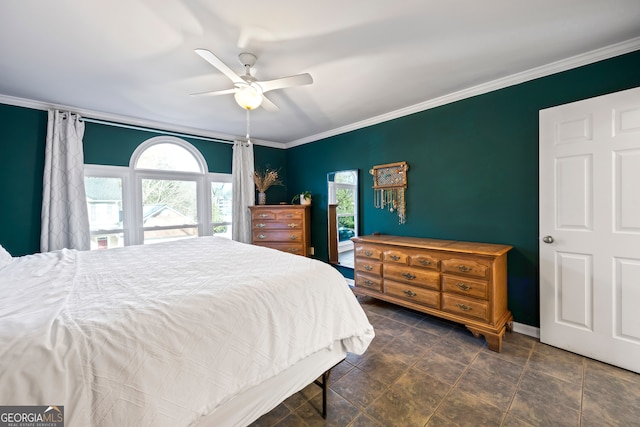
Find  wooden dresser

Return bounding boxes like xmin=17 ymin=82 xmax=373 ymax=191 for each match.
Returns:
xmin=352 ymin=235 xmax=512 ymax=352
xmin=249 ymin=205 xmax=311 ymax=256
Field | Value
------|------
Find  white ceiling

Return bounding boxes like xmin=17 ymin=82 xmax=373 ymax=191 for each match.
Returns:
xmin=1 ymin=1 xmax=640 ymax=147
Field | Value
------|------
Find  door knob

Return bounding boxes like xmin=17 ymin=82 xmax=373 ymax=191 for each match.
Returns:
xmin=542 ymin=235 xmax=554 ymax=244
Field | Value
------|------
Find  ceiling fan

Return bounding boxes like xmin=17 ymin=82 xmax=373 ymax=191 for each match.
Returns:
xmin=193 ymin=49 xmax=313 ymax=111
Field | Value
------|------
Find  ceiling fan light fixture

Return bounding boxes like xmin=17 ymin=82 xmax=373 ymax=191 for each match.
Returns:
xmin=234 ymin=83 xmax=263 ymax=110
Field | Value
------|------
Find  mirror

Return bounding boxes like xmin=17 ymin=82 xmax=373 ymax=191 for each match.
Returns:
xmin=327 ymin=170 xmax=359 ymax=267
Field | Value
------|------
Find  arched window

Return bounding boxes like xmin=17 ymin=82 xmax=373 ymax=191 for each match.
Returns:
xmin=84 ymin=136 xmax=232 ymax=249
xmin=131 ymin=137 xmax=207 ymax=245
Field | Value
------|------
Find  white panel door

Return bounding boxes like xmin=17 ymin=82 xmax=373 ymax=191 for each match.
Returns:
xmin=540 ymin=86 xmax=640 ymax=373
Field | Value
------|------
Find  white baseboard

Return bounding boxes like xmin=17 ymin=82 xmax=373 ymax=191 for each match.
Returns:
xmin=512 ymin=322 xmax=540 ymax=339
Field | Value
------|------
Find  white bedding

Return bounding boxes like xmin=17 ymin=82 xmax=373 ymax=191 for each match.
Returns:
xmin=0 ymin=237 xmax=374 ymax=426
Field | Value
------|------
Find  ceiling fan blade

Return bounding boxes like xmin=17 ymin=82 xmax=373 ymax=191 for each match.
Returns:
xmin=194 ymin=49 xmax=245 ymax=85
xmin=260 ymin=95 xmax=279 ymax=112
xmin=190 ymin=88 xmax=236 ymax=97
xmin=258 ymin=73 xmax=313 ymax=93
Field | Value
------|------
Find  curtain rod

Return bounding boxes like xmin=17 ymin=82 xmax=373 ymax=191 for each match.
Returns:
xmin=80 ymin=117 xmax=234 ymax=144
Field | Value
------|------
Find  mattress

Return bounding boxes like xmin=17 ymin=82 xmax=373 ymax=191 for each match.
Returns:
xmin=0 ymin=237 xmax=374 ymax=426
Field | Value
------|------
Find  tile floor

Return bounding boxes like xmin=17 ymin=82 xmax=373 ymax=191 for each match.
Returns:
xmin=250 ymin=296 xmax=640 ymax=427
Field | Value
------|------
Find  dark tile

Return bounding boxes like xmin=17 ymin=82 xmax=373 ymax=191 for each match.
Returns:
xmin=349 ymin=413 xmax=384 ymax=427
xmin=517 ymin=369 xmax=581 ymax=411
xmin=387 ymin=307 xmax=426 ymax=326
xmin=284 ymin=382 xmax=321 ymax=412
xmin=508 ymin=388 xmax=580 ymax=427
xmin=366 ymin=368 xmax=449 ymax=427
xmin=328 ymin=359 xmax=355 ymax=383
xmin=582 ymin=366 xmax=640 ymax=426
xmin=363 ymin=329 xmax=395 ymax=354
xmin=501 ymin=413 xmax=536 ymax=427
xmin=272 ymin=412 xmax=309 ymax=427
xmin=249 ymin=402 xmax=292 ymax=427
xmin=454 ymin=366 xmax=518 ymax=411
xmin=424 ymin=414 xmax=459 ymax=426
xmin=369 ymin=315 xmax=410 ymax=336
xmin=295 ymin=389 xmax=360 ymax=427
xmin=502 ymin=331 xmax=537 ymax=351
xmin=434 ymin=389 xmax=504 ymax=426
xmin=527 ymin=344 xmax=584 ymax=384
xmin=469 ymin=351 xmax=524 ymax=383
xmin=414 ymin=315 xmax=456 ymax=337
xmin=430 ymin=336 xmax=482 ymax=365
xmin=356 ymin=350 xmax=410 ymax=385
xmin=481 ymin=339 xmax=531 ymax=367
xmin=414 ymin=349 xmax=468 ymax=385
xmin=382 ymin=327 xmax=440 ymax=365
xmin=330 ymin=367 xmax=388 ymax=410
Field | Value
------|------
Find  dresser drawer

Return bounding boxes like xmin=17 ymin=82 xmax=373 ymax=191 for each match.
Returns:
xmin=355 ymin=273 xmax=383 ymax=292
xmin=442 ymin=275 xmax=488 ymax=300
xmin=383 ymin=264 xmax=440 ymax=290
xmin=276 ymin=210 xmax=304 ymax=221
xmin=355 ymin=259 xmax=382 ymax=276
xmin=383 ymin=249 xmax=408 ymax=264
xmin=355 ymin=245 xmax=383 ymax=261
xmin=252 ymin=210 xmax=277 ymax=220
xmin=253 ymin=242 xmax=305 ymax=256
xmin=442 ymin=294 xmax=489 ymax=322
xmin=409 ymin=253 xmax=439 ymax=270
xmin=253 ymin=230 xmax=303 ymax=242
xmin=385 ymin=280 xmax=440 ymax=309
xmin=253 ymin=220 xmax=303 ymax=230
xmin=441 ymin=258 xmax=490 ymax=279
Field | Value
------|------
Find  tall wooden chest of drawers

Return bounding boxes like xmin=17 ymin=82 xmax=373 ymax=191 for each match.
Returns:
xmin=249 ymin=205 xmax=311 ymax=256
xmin=352 ymin=235 xmax=512 ymax=352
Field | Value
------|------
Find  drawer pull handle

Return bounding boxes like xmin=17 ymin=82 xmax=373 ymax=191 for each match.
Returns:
xmin=256 ymin=223 xmax=266 ymax=228
xmin=401 ymin=272 xmax=416 ymax=280
xmin=363 ymin=280 xmax=374 ymax=287
xmin=259 ymin=214 xmax=268 ymax=218
xmin=418 ymin=259 xmax=431 ymax=266
xmin=288 ymin=248 xmax=300 ymax=253
xmin=456 ymin=283 xmax=472 ymax=291
xmin=289 ymin=235 xmax=298 ymax=240
xmin=288 ymin=223 xmax=298 ymax=228
xmin=403 ymin=289 xmax=417 ymax=297
xmin=364 ymin=265 xmax=373 ymax=271
xmin=456 ymin=303 xmax=472 ymax=311
xmin=286 ymin=214 xmax=293 ymax=218
xmin=258 ymin=234 xmax=266 ymax=240
xmin=390 ymin=255 xmax=401 ymax=261
xmin=364 ymin=250 xmax=373 ymax=256
xmin=457 ymin=265 xmax=472 ymax=272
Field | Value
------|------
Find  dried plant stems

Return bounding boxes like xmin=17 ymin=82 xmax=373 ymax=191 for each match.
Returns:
xmin=253 ymin=169 xmax=283 ymax=193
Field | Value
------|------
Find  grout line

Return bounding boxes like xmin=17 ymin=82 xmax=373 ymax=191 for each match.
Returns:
xmin=498 ymin=340 xmax=535 ymax=426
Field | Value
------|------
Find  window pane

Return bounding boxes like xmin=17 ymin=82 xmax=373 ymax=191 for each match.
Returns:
xmin=90 ymin=233 xmax=124 ymax=250
xmin=142 ymin=179 xmax=198 ymax=226
xmin=335 ymin=171 xmax=357 ymax=184
xmin=144 ymin=227 xmax=198 ymax=244
xmin=136 ymin=143 xmax=201 ymax=172
xmin=85 ymin=177 xmax=124 ymax=251
xmin=211 ymin=181 xmax=232 ymax=238
xmin=336 ymin=188 xmax=356 ymax=215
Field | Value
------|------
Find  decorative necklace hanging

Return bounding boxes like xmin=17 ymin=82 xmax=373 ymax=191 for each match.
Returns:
xmin=370 ymin=161 xmax=409 ymax=224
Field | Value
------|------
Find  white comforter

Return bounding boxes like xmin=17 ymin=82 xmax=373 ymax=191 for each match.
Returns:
xmin=0 ymin=237 xmax=374 ymax=426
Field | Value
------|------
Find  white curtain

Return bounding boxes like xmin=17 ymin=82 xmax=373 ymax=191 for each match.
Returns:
xmin=41 ymin=110 xmax=90 ymax=252
xmin=231 ymin=140 xmax=255 ymax=243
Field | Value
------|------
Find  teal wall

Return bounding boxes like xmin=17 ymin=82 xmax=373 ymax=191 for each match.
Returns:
xmin=0 ymin=105 xmax=47 ymax=256
xmin=0 ymin=114 xmax=287 ymax=256
xmin=285 ymin=50 xmax=640 ymax=327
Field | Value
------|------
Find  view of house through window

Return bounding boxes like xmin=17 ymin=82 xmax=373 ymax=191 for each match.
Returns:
xmin=84 ymin=136 xmax=232 ymax=249
xmin=85 ymin=176 xmax=125 ymax=250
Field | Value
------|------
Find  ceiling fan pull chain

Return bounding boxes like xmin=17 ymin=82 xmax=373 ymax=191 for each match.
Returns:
xmin=245 ymin=108 xmax=251 ymax=146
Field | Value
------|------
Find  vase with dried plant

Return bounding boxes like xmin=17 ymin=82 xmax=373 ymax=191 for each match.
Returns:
xmin=253 ymin=168 xmax=283 ymax=205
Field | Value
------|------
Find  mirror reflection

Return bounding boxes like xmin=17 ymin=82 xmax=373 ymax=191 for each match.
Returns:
xmin=327 ymin=170 xmax=358 ymax=268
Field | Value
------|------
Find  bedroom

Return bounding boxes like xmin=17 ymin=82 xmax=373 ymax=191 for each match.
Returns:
xmin=2 ymin=1 xmax=640 ymax=426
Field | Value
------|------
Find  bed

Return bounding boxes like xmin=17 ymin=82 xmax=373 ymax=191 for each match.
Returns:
xmin=0 ymin=236 xmax=374 ymax=426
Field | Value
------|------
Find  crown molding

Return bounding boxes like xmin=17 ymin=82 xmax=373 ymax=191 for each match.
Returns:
xmin=0 ymin=93 xmax=284 ymax=149
xmin=285 ymin=37 xmax=640 ymax=149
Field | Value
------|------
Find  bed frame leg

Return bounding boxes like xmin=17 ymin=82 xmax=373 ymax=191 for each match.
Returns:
xmin=314 ymin=360 xmax=342 ymax=419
